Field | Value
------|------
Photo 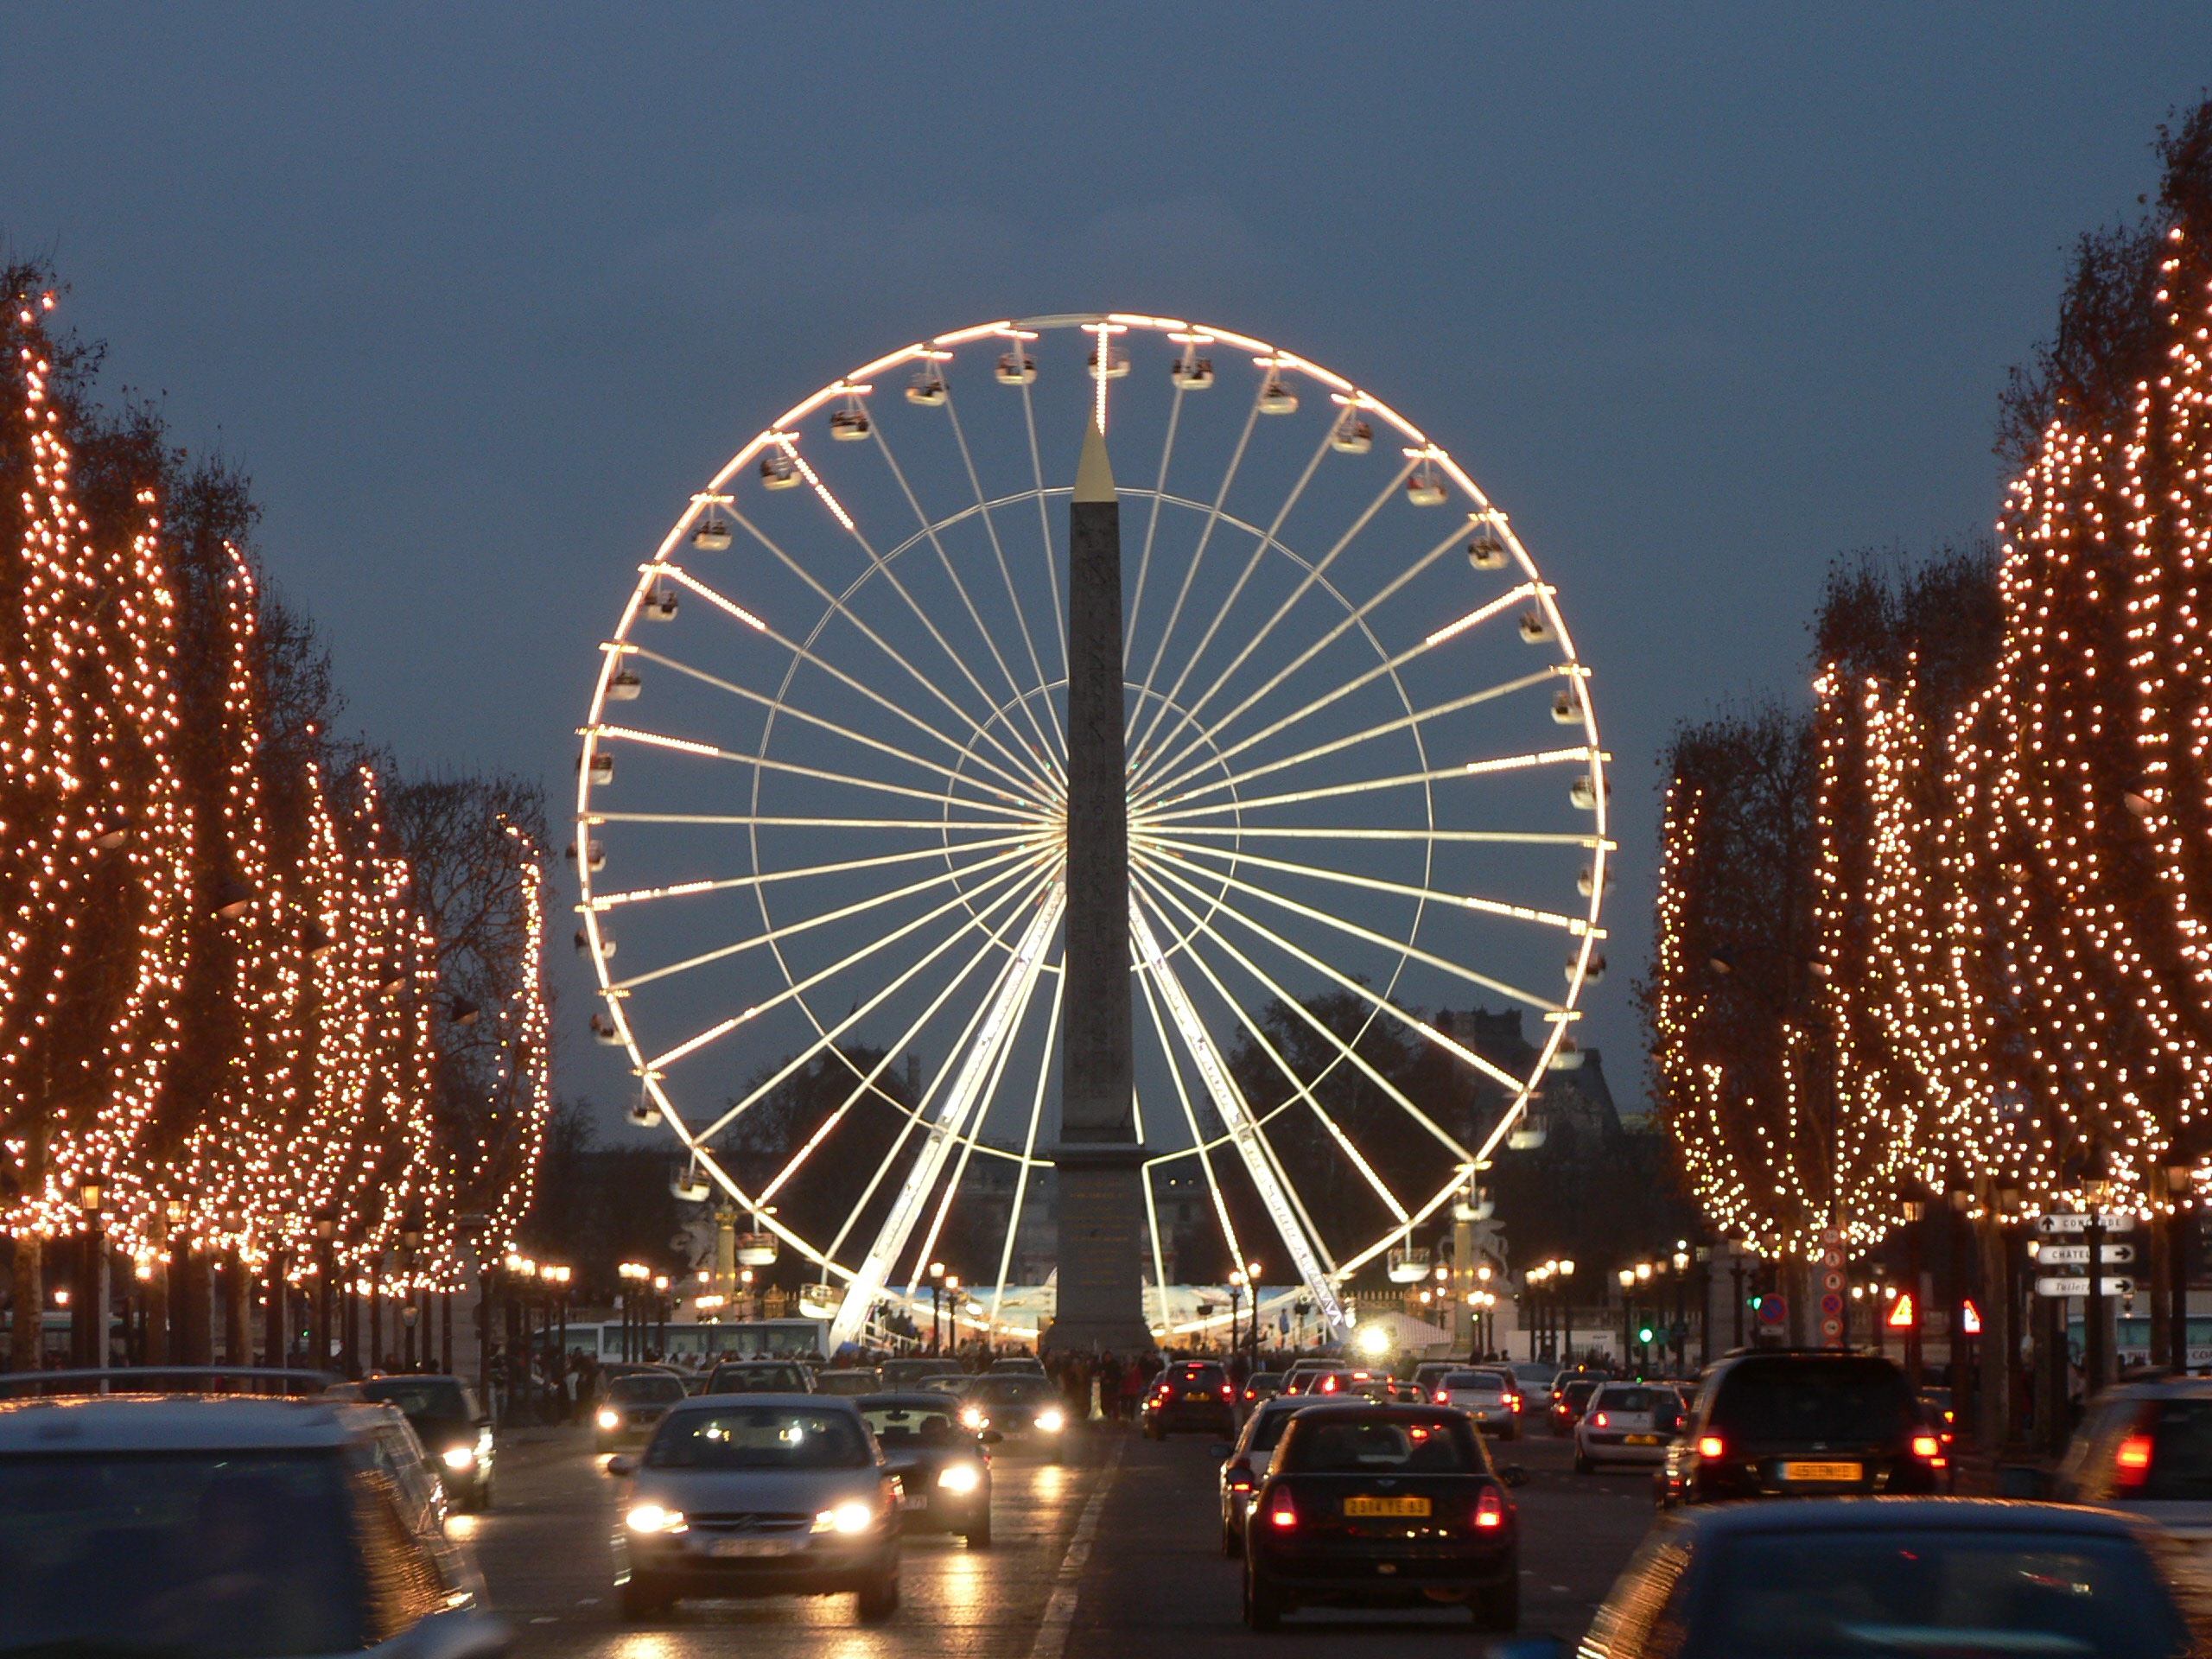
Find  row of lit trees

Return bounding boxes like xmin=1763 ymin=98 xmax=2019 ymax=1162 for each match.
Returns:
xmin=1647 ymin=104 xmax=2212 ymax=1263
xmin=1 ymin=268 xmax=551 ymax=1361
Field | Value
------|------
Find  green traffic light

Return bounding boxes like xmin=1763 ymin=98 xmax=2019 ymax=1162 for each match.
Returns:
xmin=1637 ymin=1325 xmax=1656 ymax=1344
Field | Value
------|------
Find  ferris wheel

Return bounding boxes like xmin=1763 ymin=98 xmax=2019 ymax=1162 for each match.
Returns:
xmin=573 ymin=314 xmax=1610 ymax=1351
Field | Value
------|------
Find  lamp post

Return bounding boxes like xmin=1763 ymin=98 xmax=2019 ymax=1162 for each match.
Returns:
xmin=1558 ymin=1260 xmax=1576 ymax=1365
xmin=1247 ymin=1261 xmax=1264 ymax=1364
xmin=312 ymin=1212 xmax=336 ymax=1373
xmin=74 ymin=1181 xmax=105 ymax=1370
xmin=1228 ymin=1269 xmax=1246 ymax=1357
xmin=929 ymin=1261 xmax=946 ymax=1355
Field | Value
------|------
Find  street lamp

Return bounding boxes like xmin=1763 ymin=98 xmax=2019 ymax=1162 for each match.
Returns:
xmin=929 ymin=1261 xmax=946 ymax=1355
xmin=1229 ymin=1269 xmax=1247 ymax=1357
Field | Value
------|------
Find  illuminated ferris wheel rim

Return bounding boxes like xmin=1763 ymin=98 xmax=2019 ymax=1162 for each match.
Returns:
xmin=574 ymin=310 xmax=1614 ymax=1328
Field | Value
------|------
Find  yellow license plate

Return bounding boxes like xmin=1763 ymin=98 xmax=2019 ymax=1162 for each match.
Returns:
xmin=1624 ymin=1433 xmax=1662 ymax=1446
xmin=1781 ymin=1460 xmax=1864 ymax=1483
xmin=1344 ymin=1495 xmax=1431 ymax=1517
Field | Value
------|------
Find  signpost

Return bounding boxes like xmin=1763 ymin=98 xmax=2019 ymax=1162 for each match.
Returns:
xmin=2033 ymin=1243 xmax=2135 ymax=1266
xmin=2034 ymin=1276 xmax=2135 ymax=1298
xmin=1819 ymin=1227 xmax=1846 ymax=1347
xmin=2032 ymin=1213 xmax=2138 ymax=1234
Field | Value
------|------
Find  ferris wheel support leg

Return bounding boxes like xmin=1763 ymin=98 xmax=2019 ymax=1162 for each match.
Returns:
xmin=827 ymin=885 xmax=1065 ymax=1352
xmin=1129 ymin=904 xmax=1349 ymax=1337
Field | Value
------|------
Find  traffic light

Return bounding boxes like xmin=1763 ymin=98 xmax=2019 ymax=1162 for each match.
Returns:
xmin=1637 ymin=1324 xmax=1656 ymax=1344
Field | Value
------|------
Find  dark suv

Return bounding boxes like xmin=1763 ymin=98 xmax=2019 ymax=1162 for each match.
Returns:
xmin=1659 ymin=1351 xmax=1942 ymax=1505
xmin=1142 ymin=1360 xmax=1236 ymax=1439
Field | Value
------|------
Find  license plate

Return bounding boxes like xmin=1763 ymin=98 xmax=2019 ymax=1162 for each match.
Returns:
xmin=708 ymin=1536 xmax=797 ymax=1558
xmin=900 ymin=1494 xmax=928 ymax=1510
xmin=1344 ymin=1495 xmax=1431 ymax=1517
xmin=1781 ymin=1460 xmax=1864 ymax=1483
xmin=1624 ymin=1433 xmax=1662 ymax=1446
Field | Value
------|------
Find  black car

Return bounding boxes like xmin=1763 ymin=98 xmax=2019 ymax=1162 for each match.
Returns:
xmin=1572 ymin=1497 xmax=2212 ymax=1659
xmin=349 ymin=1375 xmax=497 ymax=1511
xmin=1659 ymin=1350 xmax=1942 ymax=1505
xmin=956 ymin=1375 xmax=1073 ymax=1460
xmin=1243 ymin=1402 xmax=1528 ymax=1631
xmin=1217 ymin=1396 xmax=1313 ymax=1557
xmin=1143 ymin=1360 xmax=1236 ymax=1440
xmin=1549 ymin=1375 xmax=1601 ymax=1436
xmin=706 ymin=1359 xmax=817 ymax=1395
xmin=860 ymin=1392 xmax=994 ymax=1547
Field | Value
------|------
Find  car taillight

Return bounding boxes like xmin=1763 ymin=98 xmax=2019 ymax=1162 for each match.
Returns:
xmin=1227 ymin=1467 xmax=1255 ymax=1491
xmin=1268 ymin=1492 xmax=1298 ymax=1529
xmin=1504 ymin=1394 xmax=1521 ymax=1409
xmin=1473 ymin=1487 xmax=1506 ymax=1529
xmin=1591 ymin=1411 xmax=1609 ymax=1428
xmin=2117 ymin=1433 xmax=2155 ymax=1487
xmin=1911 ymin=1433 xmax=1942 ymax=1459
xmin=1697 ymin=1435 xmax=1725 ymax=1459
xmin=1221 ymin=1386 xmax=1232 ymax=1398
xmin=1319 ymin=1376 xmax=1339 ymax=1393
xmin=1433 ymin=1389 xmax=1450 ymax=1404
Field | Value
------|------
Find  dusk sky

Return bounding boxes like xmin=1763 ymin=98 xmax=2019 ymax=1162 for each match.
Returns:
xmin=6 ymin=5 xmax=2209 ymax=1116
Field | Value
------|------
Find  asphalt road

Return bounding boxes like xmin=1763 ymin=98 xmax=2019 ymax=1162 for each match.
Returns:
xmin=466 ymin=1417 xmax=1660 ymax=1659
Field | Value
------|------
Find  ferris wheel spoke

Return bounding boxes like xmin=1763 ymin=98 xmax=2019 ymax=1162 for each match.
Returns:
xmin=1159 ymin=823 xmax=1611 ymax=848
xmin=693 ymin=860 xmax=1057 ymax=1148
xmin=869 ymin=423 xmax=1065 ymax=774
xmin=1133 ymin=960 xmax=1249 ymax=1282
xmin=1135 ymin=843 xmax=1560 ymax=1015
xmin=1132 ymin=849 xmax=1532 ymax=1098
xmin=988 ymin=971 xmax=1063 ymax=1332
xmin=726 ymin=506 xmax=1055 ymax=800
xmin=592 ymin=722 xmax=1048 ymax=822
xmin=940 ymin=396 xmax=1068 ymax=760
xmin=1013 ymin=372 xmax=1071 ymax=690
xmin=1122 ymin=376 xmax=1188 ymax=678
xmin=1132 ymin=448 xmax=1408 ymax=769
xmin=1134 ymin=855 xmax=1477 ymax=1160
xmin=1147 ymin=835 xmax=1592 ymax=937
xmin=1128 ymin=422 xmax=1347 ymax=761
xmin=1132 ymin=521 xmax=1479 ymax=793
xmin=1131 ymin=892 xmax=1348 ymax=1327
xmin=1146 ymin=742 xmax=1598 ymax=826
xmin=624 ymin=645 xmax=1047 ymax=807
xmin=586 ymin=831 xmax=1040 ymax=913
xmin=593 ymin=810 xmax=1033 ymax=834
xmin=1131 ymin=395 xmax=1262 ymax=729
xmin=610 ymin=840 xmax=1043 ymax=995
xmin=1136 ymin=666 xmax=1563 ymax=814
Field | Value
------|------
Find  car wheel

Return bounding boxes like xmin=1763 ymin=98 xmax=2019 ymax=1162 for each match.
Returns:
xmin=1472 ymin=1577 xmax=1520 ymax=1632
xmin=856 ymin=1569 xmax=900 ymax=1623
xmin=1222 ymin=1519 xmax=1243 ymax=1559
xmin=1243 ymin=1563 xmax=1283 ymax=1631
xmin=620 ymin=1573 xmax=672 ymax=1622
xmin=967 ymin=1516 xmax=993 ymax=1548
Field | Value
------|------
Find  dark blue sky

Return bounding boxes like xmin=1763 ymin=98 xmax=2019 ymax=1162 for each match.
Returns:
xmin=5 ymin=4 xmax=2207 ymax=1108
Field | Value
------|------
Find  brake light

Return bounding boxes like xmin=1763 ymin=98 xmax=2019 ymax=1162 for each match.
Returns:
xmin=1591 ymin=1411 xmax=1609 ymax=1428
xmin=1221 ymin=1386 xmax=1232 ymax=1398
xmin=1473 ymin=1487 xmax=1506 ymax=1529
xmin=1227 ymin=1466 xmax=1255 ymax=1491
xmin=2117 ymin=1433 xmax=2155 ymax=1487
xmin=1911 ymin=1434 xmax=1942 ymax=1459
xmin=1504 ymin=1394 xmax=1521 ymax=1410
xmin=1697 ymin=1435 xmax=1725 ymax=1459
xmin=1319 ymin=1376 xmax=1339 ymax=1393
xmin=1433 ymin=1389 xmax=1450 ymax=1405
xmin=1268 ymin=1493 xmax=1298 ymax=1529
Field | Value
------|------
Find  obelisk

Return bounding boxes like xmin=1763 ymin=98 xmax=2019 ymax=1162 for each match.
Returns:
xmin=1042 ymin=422 xmax=1155 ymax=1356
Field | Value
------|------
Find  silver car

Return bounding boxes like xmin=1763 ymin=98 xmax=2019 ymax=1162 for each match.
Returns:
xmin=1574 ymin=1381 xmax=1681 ymax=1471
xmin=0 ymin=1385 xmax=506 ymax=1658
xmin=2053 ymin=1376 xmax=2212 ymax=1558
xmin=611 ymin=1394 xmax=901 ymax=1622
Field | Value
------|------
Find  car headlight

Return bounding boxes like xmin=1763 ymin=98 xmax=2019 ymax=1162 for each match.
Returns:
xmin=1034 ymin=1408 xmax=1065 ymax=1433
xmin=812 ymin=1500 xmax=875 ymax=1535
xmin=959 ymin=1406 xmax=987 ymax=1431
xmin=597 ymin=1408 xmax=621 ymax=1431
xmin=938 ymin=1463 xmax=982 ymax=1494
xmin=626 ymin=1503 xmax=686 ymax=1535
xmin=442 ymin=1445 xmax=475 ymax=1471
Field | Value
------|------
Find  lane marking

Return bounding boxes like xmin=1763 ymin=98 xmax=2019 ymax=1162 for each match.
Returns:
xmin=1028 ymin=1442 xmax=1125 ymax=1659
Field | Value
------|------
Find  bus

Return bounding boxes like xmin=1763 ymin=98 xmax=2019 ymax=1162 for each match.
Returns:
xmin=582 ymin=1317 xmax=830 ymax=1365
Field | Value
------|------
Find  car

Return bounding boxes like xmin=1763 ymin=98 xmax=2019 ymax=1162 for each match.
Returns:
xmin=1572 ymin=1497 xmax=2212 ymax=1659
xmin=1281 ymin=1364 xmax=1358 ymax=1397
xmin=1242 ymin=1402 xmax=1529 ymax=1630
xmin=1354 ymin=1376 xmax=1429 ymax=1405
xmin=345 ymin=1375 xmax=497 ymax=1510
xmin=2050 ymin=1374 xmax=2212 ymax=1553
xmin=1217 ymin=1396 xmax=1314 ymax=1556
xmin=813 ymin=1368 xmax=886 ymax=1397
xmin=1506 ymin=1361 xmax=1558 ymax=1414
xmin=705 ymin=1358 xmax=817 ymax=1395
xmin=1433 ymin=1369 xmax=1522 ymax=1437
xmin=1411 ymin=1361 xmax=1460 ymax=1397
xmin=881 ymin=1357 xmax=969 ymax=1389
xmin=1142 ymin=1359 xmax=1237 ymax=1439
xmin=957 ymin=1374 xmax=1072 ymax=1459
xmin=595 ymin=1370 xmax=690 ymax=1454
xmin=1658 ymin=1350 xmax=1942 ymax=1504
xmin=1918 ymin=1383 xmax=1957 ymax=1448
xmin=609 ymin=1394 xmax=900 ymax=1623
xmin=1549 ymin=1375 xmax=1602 ymax=1436
xmin=860 ymin=1392 xmax=993 ymax=1547
xmin=988 ymin=1356 xmax=1046 ymax=1376
xmin=0 ymin=1385 xmax=507 ymax=1659
xmin=1573 ymin=1381 xmax=1681 ymax=1472
xmin=1240 ymin=1370 xmax=1285 ymax=1410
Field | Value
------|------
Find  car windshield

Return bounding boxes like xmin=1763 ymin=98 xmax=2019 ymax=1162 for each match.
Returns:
xmin=357 ymin=1378 xmax=468 ymax=1421
xmin=1445 ymin=1372 xmax=1508 ymax=1392
xmin=608 ymin=1374 xmax=687 ymax=1405
xmin=648 ymin=1406 xmax=871 ymax=1470
xmin=1597 ymin=1387 xmax=1662 ymax=1412
xmin=1170 ymin=1365 xmax=1224 ymax=1385
xmin=709 ymin=1364 xmax=808 ymax=1393
xmin=1701 ymin=1527 xmax=2186 ymax=1659
xmin=1249 ymin=1373 xmax=1281 ymax=1390
xmin=1286 ymin=1416 xmax=1478 ymax=1473
xmin=1563 ymin=1380 xmax=1601 ymax=1406
xmin=1712 ymin=1359 xmax=1915 ymax=1446
xmin=863 ymin=1403 xmax=963 ymax=1446
xmin=813 ymin=1371 xmax=881 ymax=1395
xmin=972 ymin=1377 xmax=1058 ymax=1405
xmin=1511 ymin=1364 xmax=1554 ymax=1385
xmin=1250 ymin=1406 xmax=1305 ymax=1450
xmin=0 ymin=1449 xmax=365 ymax=1657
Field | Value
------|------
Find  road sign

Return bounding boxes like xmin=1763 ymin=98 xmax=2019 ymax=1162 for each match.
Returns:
xmin=1887 ymin=1292 xmax=1918 ymax=1330
xmin=1820 ymin=1316 xmax=1843 ymax=1340
xmin=2035 ymin=1275 xmax=2136 ymax=1297
xmin=1961 ymin=1299 xmax=1983 ymax=1336
xmin=2034 ymin=1243 xmax=2135 ymax=1266
xmin=2034 ymin=1212 xmax=2139 ymax=1235
xmin=1758 ymin=1294 xmax=1787 ymax=1327
xmin=1820 ymin=1292 xmax=1844 ymax=1318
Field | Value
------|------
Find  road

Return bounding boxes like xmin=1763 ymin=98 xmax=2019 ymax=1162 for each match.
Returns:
xmin=466 ymin=1417 xmax=1659 ymax=1658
